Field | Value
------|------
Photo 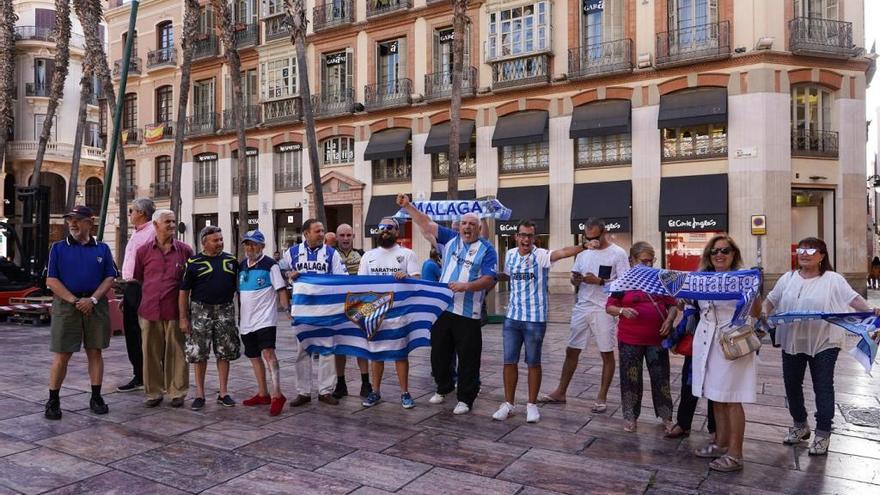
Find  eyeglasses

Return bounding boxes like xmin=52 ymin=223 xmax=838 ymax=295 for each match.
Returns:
xmin=710 ymin=247 xmax=733 ymax=256
xmin=377 ymin=224 xmax=397 ymax=231
xmin=796 ymin=248 xmax=819 ymax=256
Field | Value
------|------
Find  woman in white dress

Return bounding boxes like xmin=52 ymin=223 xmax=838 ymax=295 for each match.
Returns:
xmin=691 ymin=235 xmax=760 ymax=472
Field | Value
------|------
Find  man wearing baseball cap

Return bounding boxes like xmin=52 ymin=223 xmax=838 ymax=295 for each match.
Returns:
xmin=238 ymin=230 xmax=290 ymax=416
xmin=44 ymin=206 xmax=118 ymax=420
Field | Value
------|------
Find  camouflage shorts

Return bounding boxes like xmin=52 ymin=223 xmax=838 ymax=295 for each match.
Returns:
xmin=186 ymin=300 xmax=241 ymax=363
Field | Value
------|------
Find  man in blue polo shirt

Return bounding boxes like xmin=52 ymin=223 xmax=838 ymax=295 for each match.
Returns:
xmin=398 ymin=194 xmax=497 ymax=415
xmin=45 ymin=206 xmax=118 ymax=420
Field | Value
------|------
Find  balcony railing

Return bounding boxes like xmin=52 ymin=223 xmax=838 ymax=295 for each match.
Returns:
xmin=232 ymin=176 xmax=259 ymax=194
xmin=234 ymin=23 xmax=259 ymax=48
xmin=5 ymin=141 xmax=105 ymax=162
xmin=575 ymin=136 xmax=632 ymax=167
xmin=264 ymin=14 xmax=289 ymax=41
xmin=144 ymin=122 xmax=174 ymax=142
xmin=789 ymin=17 xmax=857 ymax=59
xmin=312 ymin=88 xmax=355 ymax=117
xmin=113 ymin=57 xmax=142 ymax=78
xmin=313 ymin=0 xmax=354 ymax=31
xmin=373 ymin=161 xmax=411 ymax=184
xmin=662 ymin=133 xmax=727 ymax=161
xmin=185 ymin=112 xmax=219 ymax=137
xmin=147 ymin=47 xmax=177 ymax=69
xmin=791 ymin=129 xmax=838 ymax=158
xmin=223 ymin=105 xmax=261 ymax=130
xmin=490 ymin=53 xmax=550 ymax=90
xmin=262 ymin=97 xmax=302 ymax=124
xmin=151 ymin=182 xmax=172 ymax=199
xmin=194 ymin=179 xmax=218 ymax=197
xmin=656 ymin=21 xmax=730 ymax=68
xmin=14 ymin=26 xmax=54 ymax=42
xmin=25 ymin=82 xmax=50 ymax=97
xmin=568 ymin=39 xmax=633 ymax=80
xmin=122 ymin=127 xmax=142 ymax=145
xmin=424 ymin=67 xmax=477 ymax=102
xmin=366 ymin=0 xmax=411 ymax=19
xmin=274 ymin=172 xmax=302 ymax=191
xmin=193 ymin=35 xmax=220 ymax=60
xmin=364 ymin=78 xmax=412 ymax=111
xmin=432 ymin=156 xmax=476 ymax=179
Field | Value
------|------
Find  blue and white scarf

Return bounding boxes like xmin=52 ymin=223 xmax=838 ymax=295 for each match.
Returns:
xmin=608 ymin=266 xmax=762 ymax=326
xmin=395 ymin=199 xmax=512 ymax=222
xmin=767 ymin=312 xmax=880 ymax=374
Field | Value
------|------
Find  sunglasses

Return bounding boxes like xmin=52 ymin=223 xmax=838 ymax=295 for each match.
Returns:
xmin=796 ymin=248 xmax=819 ymax=256
xmin=377 ymin=224 xmax=397 ymax=231
xmin=710 ymin=247 xmax=733 ymax=256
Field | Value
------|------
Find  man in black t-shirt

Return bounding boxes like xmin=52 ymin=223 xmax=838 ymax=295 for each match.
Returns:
xmin=179 ymin=226 xmax=241 ymax=410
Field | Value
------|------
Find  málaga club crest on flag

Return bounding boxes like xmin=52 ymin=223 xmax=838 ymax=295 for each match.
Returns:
xmin=345 ymin=292 xmax=394 ymax=341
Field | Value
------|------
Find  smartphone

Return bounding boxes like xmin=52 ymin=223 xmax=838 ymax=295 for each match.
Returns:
xmin=598 ymin=265 xmax=612 ymax=280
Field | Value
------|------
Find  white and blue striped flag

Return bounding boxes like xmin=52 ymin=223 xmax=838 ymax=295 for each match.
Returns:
xmin=767 ymin=311 xmax=880 ymax=374
xmin=292 ymin=274 xmax=454 ymax=361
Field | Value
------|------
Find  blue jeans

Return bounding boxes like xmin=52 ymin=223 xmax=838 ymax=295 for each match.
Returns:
xmin=502 ymin=319 xmax=546 ymax=366
xmin=782 ymin=348 xmax=839 ymax=434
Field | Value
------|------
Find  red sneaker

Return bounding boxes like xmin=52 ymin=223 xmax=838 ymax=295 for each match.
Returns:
xmin=269 ymin=395 xmax=287 ymax=416
xmin=242 ymin=394 xmax=271 ymax=406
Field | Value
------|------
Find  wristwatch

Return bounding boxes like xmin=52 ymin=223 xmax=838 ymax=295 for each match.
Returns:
xmin=89 ymin=296 xmax=99 ymax=305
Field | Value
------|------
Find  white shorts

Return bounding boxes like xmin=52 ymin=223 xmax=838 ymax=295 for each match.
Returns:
xmin=568 ymin=305 xmax=617 ymax=353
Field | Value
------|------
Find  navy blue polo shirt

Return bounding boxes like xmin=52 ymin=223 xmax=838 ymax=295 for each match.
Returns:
xmin=180 ymin=252 xmax=239 ymax=304
xmin=47 ymin=235 xmax=118 ymax=296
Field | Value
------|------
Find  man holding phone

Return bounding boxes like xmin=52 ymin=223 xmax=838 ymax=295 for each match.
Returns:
xmin=541 ymin=217 xmax=629 ymax=412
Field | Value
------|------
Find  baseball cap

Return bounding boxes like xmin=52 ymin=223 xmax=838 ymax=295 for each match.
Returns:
xmin=63 ymin=205 xmax=94 ymax=219
xmin=241 ymin=230 xmax=266 ymax=245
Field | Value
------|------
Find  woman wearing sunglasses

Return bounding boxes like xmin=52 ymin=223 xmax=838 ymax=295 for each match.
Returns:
xmin=691 ymin=235 xmax=760 ymax=472
xmin=605 ymin=242 xmax=676 ymax=433
xmin=762 ymin=237 xmax=880 ymax=455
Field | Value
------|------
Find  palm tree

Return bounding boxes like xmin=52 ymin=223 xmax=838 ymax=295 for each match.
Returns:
xmin=170 ymin=0 xmax=201 ymax=218
xmin=29 ymin=0 xmax=71 ymax=187
xmin=447 ymin=0 xmax=469 ymax=201
xmin=285 ymin=0 xmax=325 ymax=226
xmin=211 ymin=0 xmax=249 ymax=253
xmin=66 ymin=71 xmax=92 ymax=211
xmin=0 ymin=0 xmax=17 ymax=171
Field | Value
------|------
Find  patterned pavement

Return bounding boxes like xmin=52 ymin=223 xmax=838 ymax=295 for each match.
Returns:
xmin=0 ymin=293 xmax=878 ymax=494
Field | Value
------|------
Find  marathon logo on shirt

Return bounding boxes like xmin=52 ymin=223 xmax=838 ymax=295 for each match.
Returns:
xmin=296 ymin=260 xmax=329 ymax=273
xmin=366 ymin=267 xmax=401 ymax=275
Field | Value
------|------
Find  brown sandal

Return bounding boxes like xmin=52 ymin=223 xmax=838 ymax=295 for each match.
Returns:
xmin=709 ymin=454 xmax=744 ymax=472
xmin=664 ymin=424 xmax=690 ymax=439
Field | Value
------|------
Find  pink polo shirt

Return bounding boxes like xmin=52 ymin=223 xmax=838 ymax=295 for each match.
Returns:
xmin=133 ymin=239 xmax=194 ymax=321
xmin=121 ymin=221 xmax=156 ymax=279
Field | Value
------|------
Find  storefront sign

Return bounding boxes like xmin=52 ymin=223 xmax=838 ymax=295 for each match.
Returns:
xmin=275 ymin=142 xmax=302 ymax=153
xmin=379 ymin=41 xmax=398 ymax=56
xmin=571 ymin=217 xmax=629 ymax=234
xmin=438 ymin=29 xmax=454 ymax=43
xmin=583 ymin=0 xmax=604 ymax=15
xmin=195 ymin=152 xmax=218 ymax=162
xmin=661 ymin=215 xmax=727 ymax=232
xmin=751 ymin=215 xmax=767 ymax=236
xmin=325 ymin=52 xmax=346 ymax=66
xmin=496 ymin=219 xmax=548 ymax=235
xmin=234 ymin=148 xmax=259 ymax=157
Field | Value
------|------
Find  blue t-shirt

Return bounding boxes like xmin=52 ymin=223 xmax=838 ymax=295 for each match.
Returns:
xmin=421 ymin=259 xmax=442 ymax=282
xmin=47 ymin=236 xmax=117 ymax=295
xmin=436 ymin=226 xmax=497 ymax=319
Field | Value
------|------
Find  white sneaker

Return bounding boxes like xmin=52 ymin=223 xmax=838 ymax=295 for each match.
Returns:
xmin=492 ymin=402 xmax=515 ymax=421
xmin=428 ymin=393 xmax=445 ymax=404
xmin=526 ymin=403 xmax=540 ymax=423
xmin=452 ymin=401 xmax=470 ymax=415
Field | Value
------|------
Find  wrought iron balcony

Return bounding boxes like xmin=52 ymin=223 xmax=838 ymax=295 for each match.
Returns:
xmin=13 ymin=26 xmax=54 ymax=42
xmin=424 ymin=67 xmax=477 ymax=102
xmin=192 ymin=35 xmax=220 ymax=61
xmin=262 ymin=97 xmax=302 ymax=124
xmin=147 ymin=47 xmax=177 ymax=69
xmin=264 ymin=14 xmax=289 ymax=41
xmin=194 ymin=179 xmax=218 ymax=197
xmin=312 ymin=88 xmax=355 ymax=117
xmin=366 ymin=0 xmax=411 ymax=19
xmin=122 ymin=127 xmax=142 ymax=145
xmin=112 ymin=57 xmax=142 ymax=78
xmin=150 ymin=181 xmax=172 ymax=199
xmin=143 ymin=122 xmax=174 ymax=142
xmin=490 ymin=53 xmax=550 ymax=90
xmin=373 ymin=161 xmax=411 ymax=184
xmin=185 ymin=112 xmax=219 ymax=137
xmin=232 ymin=176 xmax=259 ymax=194
xmin=791 ymin=129 xmax=838 ymax=158
xmin=313 ymin=0 xmax=354 ymax=32
xmin=234 ymin=23 xmax=259 ymax=49
xmin=655 ymin=21 xmax=730 ymax=68
xmin=25 ymin=82 xmax=50 ymax=97
xmin=223 ymin=105 xmax=262 ymax=130
xmin=789 ymin=17 xmax=857 ymax=59
xmin=274 ymin=172 xmax=302 ymax=191
xmin=364 ymin=78 xmax=412 ymax=111
xmin=568 ymin=39 xmax=633 ymax=80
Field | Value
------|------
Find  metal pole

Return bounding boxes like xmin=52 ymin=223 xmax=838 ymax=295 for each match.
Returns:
xmin=98 ymin=0 xmax=139 ymax=241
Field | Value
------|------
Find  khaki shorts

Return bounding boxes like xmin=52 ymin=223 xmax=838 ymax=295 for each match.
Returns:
xmin=50 ymin=298 xmax=111 ymax=353
xmin=568 ymin=305 xmax=617 ymax=353
xmin=186 ymin=300 xmax=241 ymax=363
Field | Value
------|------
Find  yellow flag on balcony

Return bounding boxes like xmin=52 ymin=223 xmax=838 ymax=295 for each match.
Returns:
xmin=144 ymin=123 xmax=165 ymax=144
xmin=121 ymin=130 xmax=129 ymax=143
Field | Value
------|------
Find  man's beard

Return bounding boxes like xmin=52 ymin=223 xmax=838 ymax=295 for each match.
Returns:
xmin=378 ymin=235 xmax=397 ymax=248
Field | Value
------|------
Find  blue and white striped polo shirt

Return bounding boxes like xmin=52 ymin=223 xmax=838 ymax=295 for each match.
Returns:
xmin=504 ymin=247 xmax=553 ymax=323
xmin=282 ymin=242 xmax=348 ymax=276
xmin=437 ymin=226 xmax=498 ymax=320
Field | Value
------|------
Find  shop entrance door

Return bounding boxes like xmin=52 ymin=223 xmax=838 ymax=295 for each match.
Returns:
xmin=791 ymin=188 xmax=835 ymax=269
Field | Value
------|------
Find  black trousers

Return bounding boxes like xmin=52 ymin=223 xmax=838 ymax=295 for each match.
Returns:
xmin=122 ymin=282 xmax=144 ymax=382
xmin=677 ymin=356 xmax=716 ymax=433
xmin=432 ymin=311 xmax=482 ymax=407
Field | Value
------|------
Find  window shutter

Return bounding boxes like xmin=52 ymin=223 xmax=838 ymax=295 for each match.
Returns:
xmin=35 ymin=9 xmax=56 ymax=30
xmin=708 ymin=0 xmax=719 ymax=24
xmin=345 ymin=50 xmax=353 ymax=93
xmin=248 ymin=69 xmax=258 ymax=105
xmin=224 ymin=74 xmax=231 ymax=110
xmin=45 ymin=59 xmax=56 ymax=87
xmin=825 ymin=0 xmax=838 ymax=20
xmin=397 ymin=37 xmax=407 ymax=82
xmin=433 ymin=29 xmax=440 ymax=73
xmin=464 ymin=23 xmax=471 ymax=67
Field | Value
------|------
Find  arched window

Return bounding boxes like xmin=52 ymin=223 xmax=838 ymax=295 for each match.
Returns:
xmin=30 ymin=172 xmax=66 ymax=215
xmin=157 ymin=21 xmax=173 ymax=51
xmin=85 ymin=177 xmax=103 ymax=213
xmin=123 ymin=92 xmax=138 ymax=130
xmin=320 ymin=136 xmax=355 ymax=166
xmin=155 ymin=85 xmax=173 ymax=124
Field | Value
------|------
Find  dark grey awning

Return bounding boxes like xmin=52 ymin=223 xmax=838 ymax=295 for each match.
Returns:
xmin=424 ymin=120 xmax=475 ymax=155
xmin=495 ymin=185 xmax=549 ymax=234
xmin=657 ymin=88 xmax=728 ymax=129
xmin=659 ymin=174 xmax=728 ymax=232
xmin=492 ymin=111 xmax=548 ymax=148
xmin=430 ymin=190 xmax=477 ymax=201
xmin=363 ymin=128 xmax=411 ymax=161
xmin=570 ymin=181 xmax=632 ymax=233
xmin=364 ymin=195 xmax=402 ymax=235
xmin=569 ymin=100 xmax=631 ymax=138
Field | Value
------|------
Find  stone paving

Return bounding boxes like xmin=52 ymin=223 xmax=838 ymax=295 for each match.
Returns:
xmin=0 ymin=294 xmax=878 ymax=494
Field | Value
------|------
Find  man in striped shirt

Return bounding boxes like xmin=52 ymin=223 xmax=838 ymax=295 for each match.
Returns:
xmin=492 ymin=219 xmax=587 ymax=424
xmin=398 ymin=193 xmax=497 ymax=415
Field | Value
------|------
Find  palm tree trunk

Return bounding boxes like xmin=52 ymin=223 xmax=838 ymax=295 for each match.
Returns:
xmin=286 ymin=0 xmax=326 ymax=226
xmin=211 ymin=0 xmax=249 ymax=254
xmin=447 ymin=0 xmax=469 ymax=201
xmin=0 ymin=0 xmax=17 ymax=172
xmin=29 ymin=0 xmax=72 ymax=187
xmin=66 ymin=73 xmax=91 ymax=211
xmin=170 ymin=0 xmax=201 ymax=218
